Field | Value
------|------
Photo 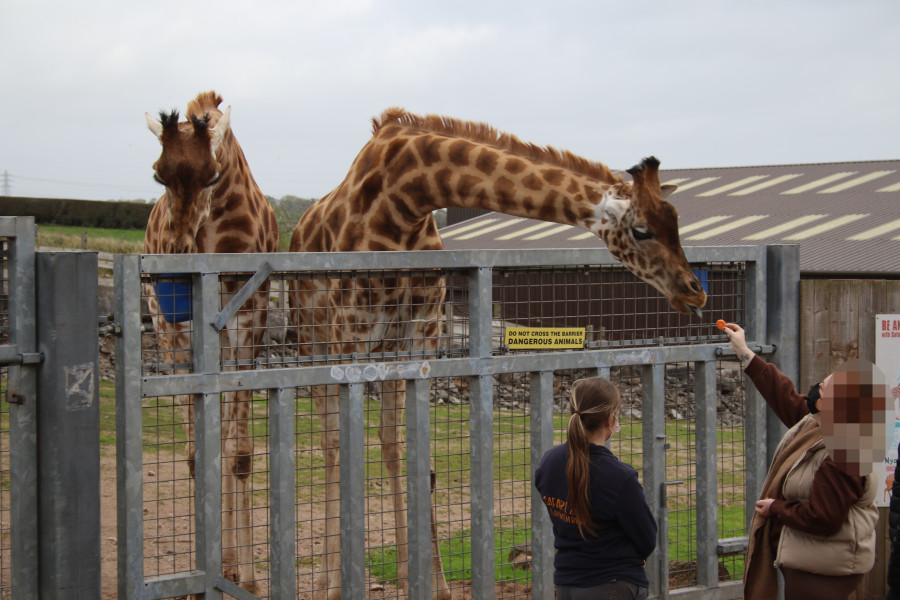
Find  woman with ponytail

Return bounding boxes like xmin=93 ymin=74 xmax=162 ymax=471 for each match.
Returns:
xmin=534 ymin=377 xmax=657 ymax=599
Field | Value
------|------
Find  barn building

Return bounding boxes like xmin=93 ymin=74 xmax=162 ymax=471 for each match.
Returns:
xmin=441 ymin=159 xmax=900 ymax=382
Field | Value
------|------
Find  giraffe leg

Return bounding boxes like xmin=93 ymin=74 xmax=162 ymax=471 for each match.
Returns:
xmin=429 ymin=464 xmax=451 ymax=600
xmin=177 ymin=393 xmax=196 ymax=477
xmin=382 ymin=378 xmax=451 ymax=600
xmin=222 ymin=389 xmax=257 ymax=594
xmin=380 ymin=380 xmax=410 ymax=594
xmin=314 ymin=385 xmax=343 ymax=600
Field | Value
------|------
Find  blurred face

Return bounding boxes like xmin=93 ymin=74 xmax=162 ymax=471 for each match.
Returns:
xmin=815 ymin=360 xmax=890 ymax=477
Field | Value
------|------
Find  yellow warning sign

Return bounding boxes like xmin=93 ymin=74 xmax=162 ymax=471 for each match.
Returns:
xmin=504 ymin=327 xmax=586 ymax=349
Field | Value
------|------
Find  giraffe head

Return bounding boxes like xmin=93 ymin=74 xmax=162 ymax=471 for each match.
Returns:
xmin=145 ymin=105 xmax=231 ymax=253
xmin=598 ymin=156 xmax=707 ymax=316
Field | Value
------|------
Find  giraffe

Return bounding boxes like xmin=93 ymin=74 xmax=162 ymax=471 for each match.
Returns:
xmin=288 ymin=108 xmax=706 ymax=598
xmin=144 ymin=90 xmax=279 ymax=594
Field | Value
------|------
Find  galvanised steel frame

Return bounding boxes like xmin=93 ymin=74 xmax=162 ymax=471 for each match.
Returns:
xmin=115 ymin=245 xmax=799 ymax=600
xmin=0 ymin=217 xmax=38 ymax=600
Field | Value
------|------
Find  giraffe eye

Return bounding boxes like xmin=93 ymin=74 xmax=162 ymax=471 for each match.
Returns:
xmin=205 ymin=173 xmax=222 ymax=188
xmin=632 ymin=226 xmax=653 ymax=241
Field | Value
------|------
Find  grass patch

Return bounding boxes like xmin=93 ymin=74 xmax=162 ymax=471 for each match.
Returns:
xmin=366 ymin=527 xmax=531 ymax=585
xmin=99 ymin=380 xmax=117 ymax=447
xmin=99 ymin=382 xmax=747 ymax=585
xmin=36 ymin=224 xmax=145 ymax=253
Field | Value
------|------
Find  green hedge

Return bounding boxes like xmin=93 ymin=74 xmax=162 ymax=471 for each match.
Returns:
xmin=0 ymin=197 xmax=154 ymax=229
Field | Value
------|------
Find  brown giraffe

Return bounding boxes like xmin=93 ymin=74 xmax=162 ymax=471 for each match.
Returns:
xmin=288 ymin=108 xmax=706 ymax=598
xmin=144 ymin=90 xmax=279 ymax=594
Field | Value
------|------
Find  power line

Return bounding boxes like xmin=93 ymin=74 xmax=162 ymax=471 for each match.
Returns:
xmin=13 ymin=173 xmax=156 ymax=192
xmin=1 ymin=170 xmax=10 ymax=196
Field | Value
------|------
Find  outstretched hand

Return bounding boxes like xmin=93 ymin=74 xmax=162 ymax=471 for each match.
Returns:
xmin=722 ymin=323 xmax=755 ymax=368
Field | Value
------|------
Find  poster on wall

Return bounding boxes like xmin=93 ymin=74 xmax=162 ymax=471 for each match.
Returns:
xmin=876 ymin=315 xmax=900 ymax=508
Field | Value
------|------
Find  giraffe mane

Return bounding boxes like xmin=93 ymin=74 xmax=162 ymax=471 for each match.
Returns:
xmin=372 ymin=107 xmax=624 ymax=184
xmin=187 ymin=90 xmax=224 ymax=122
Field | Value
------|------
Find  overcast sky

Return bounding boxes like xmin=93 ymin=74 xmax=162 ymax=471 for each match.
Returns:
xmin=2 ymin=0 xmax=898 ymax=202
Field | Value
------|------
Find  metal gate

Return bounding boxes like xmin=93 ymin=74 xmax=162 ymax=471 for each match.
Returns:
xmin=114 ymin=244 xmax=798 ymax=600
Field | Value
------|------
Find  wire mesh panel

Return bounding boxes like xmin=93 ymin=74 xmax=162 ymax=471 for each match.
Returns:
xmin=138 ymin=271 xmax=276 ymax=597
xmin=118 ymin=246 xmax=785 ymax=600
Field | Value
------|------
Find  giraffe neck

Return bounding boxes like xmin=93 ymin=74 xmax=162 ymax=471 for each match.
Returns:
xmin=211 ymin=133 xmax=253 ymax=203
xmin=359 ymin=127 xmax=626 ymax=237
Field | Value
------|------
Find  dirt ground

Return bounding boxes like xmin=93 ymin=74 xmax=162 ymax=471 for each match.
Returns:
xmin=98 ymin=450 xmax=534 ymax=600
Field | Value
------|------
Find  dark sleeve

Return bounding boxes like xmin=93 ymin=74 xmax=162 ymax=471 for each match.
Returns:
xmin=768 ymin=459 xmax=863 ymax=536
xmin=890 ymin=446 xmax=900 ymax=589
xmin=614 ymin=472 xmax=658 ymax=558
xmin=743 ymin=355 xmax=809 ymax=428
xmin=891 ymin=448 xmax=900 ymax=544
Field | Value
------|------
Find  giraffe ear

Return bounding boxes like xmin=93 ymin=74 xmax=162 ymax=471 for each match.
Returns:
xmin=146 ymin=112 xmax=164 ymax=143
xmin=661 ymin=184 xmax=677 ymax=200
xmin=210 ymin=105 xmax=231 ymax=156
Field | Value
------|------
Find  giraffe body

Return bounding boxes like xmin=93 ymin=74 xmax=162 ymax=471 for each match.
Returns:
xmin=289 ymin=108 xmax=706 ymax=598
xmin=144 ymin=91 xmax=278 ymax=594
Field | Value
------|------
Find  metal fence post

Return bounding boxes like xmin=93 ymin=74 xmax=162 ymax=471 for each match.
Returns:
xmin=468 ymin=266 xmax=495 ymax=599
xmin=694 ymin=359 xmax=719 ymax=588
xmin=339 ymin=382 xmax=366 ymax=598
xmin=113 ymin=254 xmax=145 ymax=600
xmin=529 ymin=370 xmax=555 ymax=600
xmin=406 ymin=377 xmax=434 ymax=599
xmin=269 ymin=387 xmax=297 ymax=600
xmin=6 ymin=216 xmax=38 ymax=600
xmin=35 ymin=251 xmax=101 ymax=600
xmin=765 ymin=245 xmax=800 ymax=382
xmin=642 ymin=362 xmax=666 ymax=598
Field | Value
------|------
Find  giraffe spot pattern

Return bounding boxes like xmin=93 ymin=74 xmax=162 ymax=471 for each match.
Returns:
xmin=537 ymin=204 xmax=557 ymax=223
xmin=383 ymin=137 xmax=408 ymax=169
xmin=214 ymin=234 xmax=250 ymax=253
xmin=386 ymin=147 xmax=420 ymax=188
xmin=476 ymin=149 xmax=498 ymax=176
xmin=505 ymin=158 xmax=526 ymax=174
xmin=448 ymin=140 xmax=472 ymax=166
xmin=399 ymin=174 xmax=432 ymax=213
xmin=541 ymin=168 xmax=565 ymax=186
xmin=215 ymin=216 xmax=255 ymax=238
xmin=372 ymin=208 xmax=405 ymax=243
xmin=354 ymin=144 xmax=384 ymax=186
xmin=413 ymin=135 xmax=444 ymax=167
xmin=522 ymin=172 xmax=543 ymax=191
xmin=435 ymin=168 xmax=454 ymax=202
xmin=493 ymin=176 xmax=516 ymax=212
xmin=359 ymin=173 xmax=383 ymax=208
xmin=456 ymin=173 xmax=483 ymax=198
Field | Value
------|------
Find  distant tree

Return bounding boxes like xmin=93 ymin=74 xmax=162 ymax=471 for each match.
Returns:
xmin=269 ymin=195 xmax=319 ymax=250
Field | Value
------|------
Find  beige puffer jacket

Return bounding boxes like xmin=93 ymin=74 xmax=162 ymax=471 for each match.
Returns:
xmin=773 ymin=435 xmax=878 ymax=575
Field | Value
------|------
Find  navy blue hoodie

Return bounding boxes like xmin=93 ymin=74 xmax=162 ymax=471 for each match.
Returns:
xmin=534 ymin=442 xmax=657 ymax=587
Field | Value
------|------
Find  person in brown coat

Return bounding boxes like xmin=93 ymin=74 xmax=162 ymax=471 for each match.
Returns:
xmin=723 ymin=323 xmax=879 ymax=600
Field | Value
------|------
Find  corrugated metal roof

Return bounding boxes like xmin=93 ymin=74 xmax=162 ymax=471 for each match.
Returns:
xmin=440 ymin=160 xmax=900 ymax=276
